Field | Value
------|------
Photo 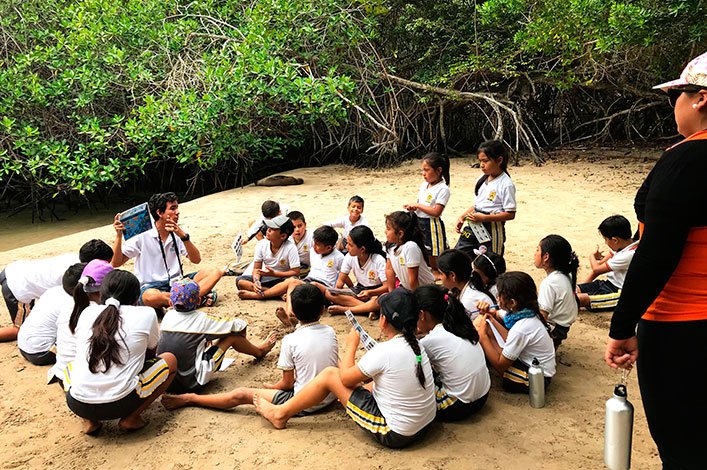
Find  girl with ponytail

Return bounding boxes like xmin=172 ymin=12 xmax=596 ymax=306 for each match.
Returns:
xmin=65 ymin=270 xmax=176 ymax=435
xmin=384 ymin=211 xmax=435 ymax=292
xmin=437 ymin=249 xmax=495 ymax=318
xmin=534 ymin=234 xmax=580 ymax=349
xmin=415 ymin=284 xmax=491 ymax=421
xmin=252 ymin=288 xmax=435 ymax=449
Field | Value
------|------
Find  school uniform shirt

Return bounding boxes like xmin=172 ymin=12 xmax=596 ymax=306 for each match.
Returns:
xmin=50 ymin=300 xmax=96 ymax=382
xmin=386 ymin=241 xmax=435 ymax=289
xmin=307 ymin=249 xmax=345 ymax=287
xmin=474 ymin=172 xmax=516 ymax=214
xmin=122 ymin=228 xmax=187 ymax=286
xmin=294 ymin=230 xmax=314 ymax=266
xmin=357 ymin=336 xmax=436 ymax=436
xmin=459 ymin=282 xmax=494 ymax=319
xmin=502 ymin=316 xmax=556 ymax=377
xmin=277 ymin=323 xmax=339 ymax=412
xmin=325 ymin=215 xmax=369 ymax=239
xmin=17 ymin=285 xmax=71 ymax=354
xmin=243 ymin=238 xmax=300 ymax=282
xmin=158 ymin=308 xmax=248 ymax=388
xmin=69 ymin=305 xmax=160 ymax=403
xmin=340 ymin=253 xmax=387 ymax=287
xmin=420 ymin=324 xmax=490 ymax=403
xmin=415 ymin=181 xmax=451 ymax=219
xmin=538 ymin=270 xmax=578 ymax=328
xmin=4 ymin=253 xmax=79 ymax=304
xmin=605 ymin=241 xmax=639 ymax=289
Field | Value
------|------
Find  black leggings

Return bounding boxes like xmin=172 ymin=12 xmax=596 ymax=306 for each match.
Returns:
xmin=637 ymin=319 xmax=707 ymax=470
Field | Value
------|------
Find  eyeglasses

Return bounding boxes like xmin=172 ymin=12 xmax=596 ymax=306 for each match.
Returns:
xmin=667 ymin=85 xmax=704 ymax=108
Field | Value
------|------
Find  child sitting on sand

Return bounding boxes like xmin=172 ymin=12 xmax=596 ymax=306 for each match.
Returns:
xmin=162 ymin=284 xmax=338 ymax=414
xmin=253 ymin=288 xmax=436 ymax=449
xmin=472 ymin=246 xmax=506 ymax=299
xmin=384 ymin=211 xmax=436 ymax=291
xmin=288 ymin=211 xmax=313 ymax=276
xmin=437 ymin=249 xmax=495 ymax=319
xmin=325 ymin=195 xmax=369 ymax=253
xmin=243 ymin=200 xmax=289 ymax=244
xmin=157 ymin=279 xmax=276 ymax=393
xmin=576 ymin=215 xmax=638 ymax=312
xmin=473 ymin=272 xmax=556 ymax=394
xmin=237 ymin=215 xmax=301 ymax=300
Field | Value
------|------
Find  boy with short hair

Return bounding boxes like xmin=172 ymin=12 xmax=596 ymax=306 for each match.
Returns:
xmin=237 ymin=215 xmax=301 ymax=300
xmin=244 ymin=200 xmax=290 ymax=244
xmin=162 ymin=283 xmax=338 ymax=413
xmin=157 ymin=279 xmax=276 ymax=393
xmin=325 ymin=195 xmax=368 ymax=253
xmin=0 ymin=239 xmax=112 ymax=342
xmin=577 ymin=215 xmax=638 ymax=311
xmin=288 ymin=211 xmax=313 ymax=274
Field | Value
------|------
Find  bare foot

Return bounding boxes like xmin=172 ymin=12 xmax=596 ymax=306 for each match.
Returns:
xmin=255 ymin=332 xmax=278 ymax=358
xmin=162 ymin=394 xmax=190 ymax=411
xmin=238 ymin=290 xmax=263 ymax=300
xmin=118 ymin=415 xmax=148 ymax=431
xmin=253 ymin=393 xmax=287 ymax=429
xmin=327 ymin=305 xmax=347 ymax=315
xmin=82 ymin=419 xmax=102 ymax=436
xmin=275 ymin=307 xmax=296 ymax=328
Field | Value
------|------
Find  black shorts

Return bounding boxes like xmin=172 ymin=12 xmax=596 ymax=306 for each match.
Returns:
xmin=418 ymin=218 xmax=448 ymax=257
xmin=346 ymin=387 xmax=430 ymax=449
xmin=577 ymin=279 xmax=621 ymax=311
xmin=434 ymin=385 xmax=488 ymax=422
xmin=1 ymin=268 xmax=32 ymax=326
xmin=549 ymin=323 xmax=571 ymax=349
xmin=236 ymin=275 xmax=284 ymax=289
xmin=455 ymin=218 xmax=506 ymax=257
xmin=20 ymin=348 xmax=56 ymax=366
xmin=351 ymin=284 xmax=383 ymax=295
xmin=502 ymin=359 xmax=552 ymax=394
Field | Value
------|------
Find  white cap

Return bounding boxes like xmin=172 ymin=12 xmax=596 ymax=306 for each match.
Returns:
xmin=653 ymin=51 xmax=707 ymax=90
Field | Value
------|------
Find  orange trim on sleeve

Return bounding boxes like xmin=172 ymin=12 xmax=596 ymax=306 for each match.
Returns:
xmin=643 ymin=227 xmax=707 ymax=322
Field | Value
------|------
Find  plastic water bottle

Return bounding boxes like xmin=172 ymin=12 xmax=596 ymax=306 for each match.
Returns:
xmin=604 ymin=383 xmax=634 ymax=470
xmin=528 ymin=357 xmax=545 ymax=408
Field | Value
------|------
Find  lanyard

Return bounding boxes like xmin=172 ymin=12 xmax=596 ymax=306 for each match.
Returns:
xmin=157 ymin=232 xmax=183 ymax=282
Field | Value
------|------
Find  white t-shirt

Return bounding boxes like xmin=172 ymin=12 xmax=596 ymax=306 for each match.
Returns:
xmin=340 ymin=253 xmax=387 ymax=287
xmin=17 ymin=285 xmax=72 ymax=354
xmin=277 ymin=323 xmax=339 ymax=412
xmin=415 ymin=180 xmax=451 ymax=219
xmin=5 ymin=253 xmax=80 ymax=304
xmin=606 ymin=241 xmax=639 ymax=288
xmin=325 ymin=215 xmax=369 ymax=239
xmin=502 ymin=316 xmax=556 ymax=377
xmin=69 ymin=304 xmax=160 ymax=403
xmin=294 ymin=230 xmax=314 ymax=266
xmin=243 ymin=238 xmax=300 ymax=282
xmin=357 ymin=336 xmax=436 ymax=436
xmin=474 ymin=172 xmax=516 ymax=214
xmin=386 ymin=242 xmax=435 ymax=289
xmin=459 ymin=282 xmax=494 ymax=319
xmin=307 ymin=249 xmax=344 ymax=287
xmin=538 ymin=270 xmax=578 ymax=328
xmin=50 ymin=300 xmax=94 ymax=382
xmin=122 ymin=229 xmax=187 ymax=286
xmin=420 ymin=324 xmax=490 ymax=403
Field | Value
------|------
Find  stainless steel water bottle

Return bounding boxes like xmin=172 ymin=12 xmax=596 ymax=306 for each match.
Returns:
xmin=604 ymin=383 xmax=634 ymax=470
xmin=528 ymin=357 xmax=545 ymax=408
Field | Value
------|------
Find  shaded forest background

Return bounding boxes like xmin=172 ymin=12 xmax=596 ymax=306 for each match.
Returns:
xmin=1 ymin=0 xmax=705 ymax=214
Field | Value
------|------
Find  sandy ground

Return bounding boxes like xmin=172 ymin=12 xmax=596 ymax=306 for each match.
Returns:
xmin=0 ymin=149 xmax=663 ymax=469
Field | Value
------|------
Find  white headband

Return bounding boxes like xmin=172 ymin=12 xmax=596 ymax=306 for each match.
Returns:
xmin=104 ymin=297 xmax=121 ymax=308
xmin=473 ymin=246 xmax=498 ymax=275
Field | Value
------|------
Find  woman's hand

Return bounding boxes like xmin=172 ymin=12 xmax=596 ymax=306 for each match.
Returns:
xmin=605 ymin=337 xmax=638 ymax=369
xmin=473 ymin=313 xmax=488 ymax=332
xmin=113 ymin=213 xmax=125 ymax=236
xmin=346 ymin=328 xmax=361 ymax=351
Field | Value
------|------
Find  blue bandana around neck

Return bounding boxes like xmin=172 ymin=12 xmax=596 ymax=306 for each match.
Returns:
xmin=503 ymin=308 xmax=537 ymax=330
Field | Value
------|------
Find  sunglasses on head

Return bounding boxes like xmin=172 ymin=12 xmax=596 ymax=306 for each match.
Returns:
xmin=667 ymin=85 xmax=705 ymax=107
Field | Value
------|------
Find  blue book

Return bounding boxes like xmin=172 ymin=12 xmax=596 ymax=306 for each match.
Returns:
xmin=119 ymin=203 xmax=153 ymax=240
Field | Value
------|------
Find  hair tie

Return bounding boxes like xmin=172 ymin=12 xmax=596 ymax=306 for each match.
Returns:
xmin=78 ymin=276 xmax=89 ymax=286
xmin=444 ymin=294 xmax=449 ymax=301
xmin=415 ymin=355 xmax=422 ymax=363
xmin=105 ymin=297 xmax=121 ymax=308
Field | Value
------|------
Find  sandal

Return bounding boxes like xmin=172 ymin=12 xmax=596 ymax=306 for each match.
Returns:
xmin=200 ymin=290 xmax=218 ymax=308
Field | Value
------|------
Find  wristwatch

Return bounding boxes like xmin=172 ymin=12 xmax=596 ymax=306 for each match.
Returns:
xmin=180 ymin=233 xmax=191 ymax=242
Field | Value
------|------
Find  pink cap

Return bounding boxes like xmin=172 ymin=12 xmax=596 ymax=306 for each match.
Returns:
xmin=653 ymin=51 xmax=707 ymax=90
xmin=80 ymin=260 xmax=114 ymax=293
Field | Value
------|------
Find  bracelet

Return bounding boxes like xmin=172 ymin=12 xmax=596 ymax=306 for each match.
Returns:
xmin=180 ymin=233 xmax=190 ymax=242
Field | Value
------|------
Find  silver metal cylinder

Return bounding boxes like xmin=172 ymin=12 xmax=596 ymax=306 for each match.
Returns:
xmin=604 ymin=384 xmax=634 ymax=470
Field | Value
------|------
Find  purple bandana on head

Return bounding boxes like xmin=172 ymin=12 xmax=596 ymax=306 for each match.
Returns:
xmin=170 ymin=278 xmax=200 ymax=311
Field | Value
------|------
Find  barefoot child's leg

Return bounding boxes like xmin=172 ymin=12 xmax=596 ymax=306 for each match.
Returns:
xmin=163 ymin=387 xmax=279 ymax=411
xmin=218 ymin=331 xmax=277 ymax=359
xmin=118 ymin=353 xmax=177 ymax=431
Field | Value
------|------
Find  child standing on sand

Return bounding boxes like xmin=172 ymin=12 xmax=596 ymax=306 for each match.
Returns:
xmin=253 ymin=288 xmax=436 ymax=449
xmin=454 ymin=141 xmax=516 ymax=257
xmin=404 ymin=152 xmax=451 ymax=272
xmin=162 ymin=284 xmax=338 ymax=414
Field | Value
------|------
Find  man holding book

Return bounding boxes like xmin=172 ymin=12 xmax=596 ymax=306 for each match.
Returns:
xmin=111 ymin=192 xmax=223 ymax=310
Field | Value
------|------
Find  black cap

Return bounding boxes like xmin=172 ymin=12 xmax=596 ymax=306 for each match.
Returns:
xmin=378 ymin=287 xmax=419 ymax=330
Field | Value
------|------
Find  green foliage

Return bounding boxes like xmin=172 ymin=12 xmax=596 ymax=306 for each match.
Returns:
xmin=0 ymin=0 xmax=366 ymax=196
